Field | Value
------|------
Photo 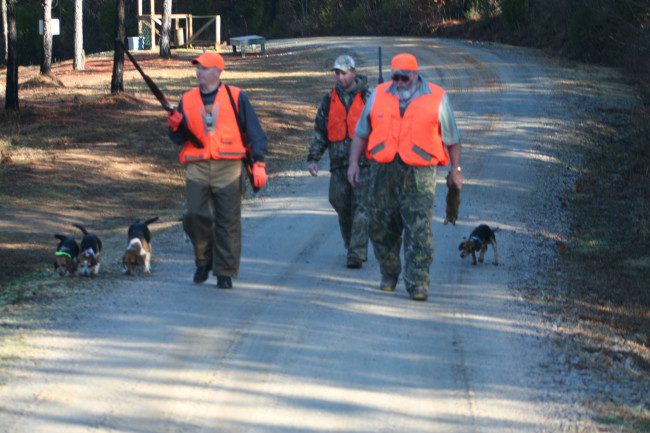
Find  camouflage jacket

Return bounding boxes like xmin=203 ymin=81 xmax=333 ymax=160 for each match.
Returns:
xmin=307 ymin=75 xmax=371 ymax=171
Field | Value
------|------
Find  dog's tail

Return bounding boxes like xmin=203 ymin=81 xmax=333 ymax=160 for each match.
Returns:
xmin=73 ymin=224 xmax=88 ymax=235
xmin=493 ymin=227 xmax=501 ymax=232
xmin=143 ymin=216 xmax=159 ymax=226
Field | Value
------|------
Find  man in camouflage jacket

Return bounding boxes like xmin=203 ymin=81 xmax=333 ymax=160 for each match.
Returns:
xmin=348 ymin=53 xmax=463 ymax=301
xmin=307 ymin=55 xmax=372 ymax=269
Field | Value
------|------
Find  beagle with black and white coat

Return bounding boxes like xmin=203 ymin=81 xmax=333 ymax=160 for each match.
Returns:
xmin=74 ymin=224 xmax=102 ymax=276
xmin=122 ymin=217 xmax=159 ymax=275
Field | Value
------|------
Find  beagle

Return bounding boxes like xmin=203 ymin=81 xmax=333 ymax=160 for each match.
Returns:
xmin=122 ymin=217 xmax=159 ymax=275
xmin=459 ymin=224 xmax=499 ymax=266
xmin=53 ymin=234 xmax=79 ymax=276
xmin=73 ymin=224 xmax=103 ymax=276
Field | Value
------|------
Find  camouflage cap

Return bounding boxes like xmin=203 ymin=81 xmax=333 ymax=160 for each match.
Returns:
xmin=332 ymin=54 xmax=355 ymax=72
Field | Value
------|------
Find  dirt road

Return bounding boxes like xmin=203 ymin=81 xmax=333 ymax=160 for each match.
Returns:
xmin=0 ymin=38 xmax=636 ymax=432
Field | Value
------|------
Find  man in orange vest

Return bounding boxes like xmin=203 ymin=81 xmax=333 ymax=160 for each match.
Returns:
xmin=307 ymin=54 xmax=372 ymax=269
xmin=348 ymin=53 xmax=463 ymax=301
xmin=168 ymin=51 xmax=268 ymax=289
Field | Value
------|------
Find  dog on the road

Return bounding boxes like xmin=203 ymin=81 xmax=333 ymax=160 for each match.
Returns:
xmin=122 ymin=217 xmax=159 ymax=275
xmin=53 ymin=234 xmax=79 ymax=277
xmin=459 ymin=224 xmax=499 ymax=266
xmin=74 ymin=224 xmax=102 ymax=276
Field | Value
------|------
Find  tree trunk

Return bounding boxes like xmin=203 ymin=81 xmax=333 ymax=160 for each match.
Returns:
xmin=110 ymin=0 xmax=125 ymax=94
xmin=1 ymin=0 xmax=7 ymax=65
xmin=160 ymin=0 xmax=172 ymax=58
xmin=5 ymin=0 xmax=17 ymax=110
xmin=40 ymin=0 xmax=53 ymax=75
xmin=73 ymin=0 xmax=84 ymax=70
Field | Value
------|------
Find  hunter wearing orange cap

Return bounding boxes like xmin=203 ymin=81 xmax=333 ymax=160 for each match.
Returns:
xmin=168 ymin=50 xmax=268 ymax=289
xmin=348 ymin=52 xmax=462 ymax=301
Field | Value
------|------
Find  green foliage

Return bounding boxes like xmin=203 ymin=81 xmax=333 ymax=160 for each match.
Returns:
xmin=229 ymin=0 xmax=277 ymax=36
xmin=15 ymin=1 xmax=41 ymax=65
xmin=10 ymin=0 xmax=129 ymax=65
xmin=499 ymin=0 xmax=528 ymax=30
xmin=7 ymin=0 xmax=648 ymax=80
xmin=466 ymin=0 xmax=499 ymax=19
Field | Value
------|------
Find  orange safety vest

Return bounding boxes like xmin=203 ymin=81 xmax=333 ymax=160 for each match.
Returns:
xmin=178 ymin=85 xmax=247 ymax=165
xmin=366 ymin=82 xmax=449 ymax=167
xmin=327 ymin=89 xmax=365 ymax=142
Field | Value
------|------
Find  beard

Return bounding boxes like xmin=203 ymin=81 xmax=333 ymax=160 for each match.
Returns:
xmin=396 ymin=82 xmax=418 ymax=102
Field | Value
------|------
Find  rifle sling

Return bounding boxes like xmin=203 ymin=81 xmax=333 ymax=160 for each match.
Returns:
xmin=224 ymin=84 xmax=258 ymax=192
xmin=224 ymin=84 xmax=246 ymax=146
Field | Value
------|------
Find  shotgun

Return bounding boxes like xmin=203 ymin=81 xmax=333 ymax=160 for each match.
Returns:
xmin=378 ymin=46 xmax=384 ymax=84
xmin=115 ymin=38 xmax=203 ymax=149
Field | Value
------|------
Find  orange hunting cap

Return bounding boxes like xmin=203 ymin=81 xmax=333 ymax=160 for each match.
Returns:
xmin=191 ymin=51 xmax=225 ymax=71
xmin=391 ymin=53 xmax=418 ymax=71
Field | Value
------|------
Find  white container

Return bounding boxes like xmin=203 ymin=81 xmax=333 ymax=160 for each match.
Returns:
xmin=127 ymin=36 xmax=142 ymax=51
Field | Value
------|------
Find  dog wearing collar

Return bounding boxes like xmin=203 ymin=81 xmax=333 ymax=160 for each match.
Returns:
xmin=53 ymin=234 xmax=80 ymax=276
xmin=459 ymin=224 xmax=499 ymax=265
xmin=73 ymin=224 xmax=103 ymax=276
xmin=122 ymin=216 xmax=159 ymax=275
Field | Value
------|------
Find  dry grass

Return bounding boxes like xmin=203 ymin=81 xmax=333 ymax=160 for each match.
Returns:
xmin=0 ymin=45 xmax=336 ymax=298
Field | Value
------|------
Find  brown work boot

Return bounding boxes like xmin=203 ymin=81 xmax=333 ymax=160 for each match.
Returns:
xmin=378 ymin=276 xmax=398 ymax=292
xmin=408 ymin=287 xmax=428 ymax=301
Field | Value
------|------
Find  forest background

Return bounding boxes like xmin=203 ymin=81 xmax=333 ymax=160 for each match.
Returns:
xmin=0 ymin=0 xmax=648 ymax=84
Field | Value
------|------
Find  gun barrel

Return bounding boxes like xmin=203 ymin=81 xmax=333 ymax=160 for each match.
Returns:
xmin=114 ymin=39 xmax=203 ymax=149
xmin=115 ymin=39 xmax=172 ymax=111
xmin=378 ymin=46 xmax=384 ymax=84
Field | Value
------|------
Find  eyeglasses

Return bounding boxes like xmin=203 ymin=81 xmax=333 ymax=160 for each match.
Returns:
xmin=391 ymin=74 xmax=410 ymax=83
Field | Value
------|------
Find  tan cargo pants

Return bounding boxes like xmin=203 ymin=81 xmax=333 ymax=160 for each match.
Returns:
xmin=182 ymin=159 xmax=245 ymax=277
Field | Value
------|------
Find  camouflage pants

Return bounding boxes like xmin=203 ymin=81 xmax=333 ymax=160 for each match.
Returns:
xmin=329 ymin=166 xmax=371 ymax=260
xmin=183 ymin=159 xmax=245 ymax=277
xmin=370 ymin=160 xmax=437 ymax=290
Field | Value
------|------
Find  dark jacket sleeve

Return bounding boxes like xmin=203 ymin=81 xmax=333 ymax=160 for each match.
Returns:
xmin=237 ymin=91 xmax=268 ymax=163
xmin=307 ymin=93 xmax=331 ymax=163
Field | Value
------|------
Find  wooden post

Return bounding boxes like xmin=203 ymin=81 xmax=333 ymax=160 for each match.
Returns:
xmin=215 ymin=15 xmax=221 ymax=48
xmin=149 ymin=0 xmax=155 ymax=48
xmin=188 ymin=14 xmax=193 ymax=48
xmin=137 ymin=0 xmax=142 ymax=36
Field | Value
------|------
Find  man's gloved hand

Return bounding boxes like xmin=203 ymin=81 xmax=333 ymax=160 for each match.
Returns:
xmin=168 ymin=110 xmax=183 ymax=132
xmin=252 ymin=162 xmax=267 ymax=189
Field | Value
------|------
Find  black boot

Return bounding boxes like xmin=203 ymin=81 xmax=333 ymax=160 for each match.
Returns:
xmin=216 ymin=275 xmax=233 ymax=289
xmin=346 ymin=255 xmax=363 ymax=269
xmin=193 ymin=265 xmax=211 ymax=284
